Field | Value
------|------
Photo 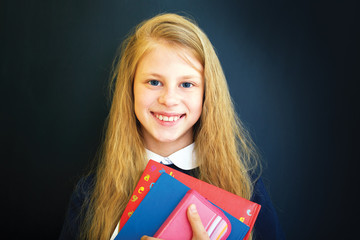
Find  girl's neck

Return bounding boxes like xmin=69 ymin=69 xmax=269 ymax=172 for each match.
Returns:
xmin=144 ymin=138 xmax=193 ymax=157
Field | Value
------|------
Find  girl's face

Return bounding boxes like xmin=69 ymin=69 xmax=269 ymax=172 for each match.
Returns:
xmin=133 ymin=43 xmax=204 ymax=155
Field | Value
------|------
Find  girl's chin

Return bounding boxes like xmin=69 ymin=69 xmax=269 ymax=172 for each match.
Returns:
xmin=154 ymin=136 xmax=180 ymax=144
xmin=152 ymin=133 xmax=187 ymax=144
xmin=143 ymin=128 xmax=193 ymax=147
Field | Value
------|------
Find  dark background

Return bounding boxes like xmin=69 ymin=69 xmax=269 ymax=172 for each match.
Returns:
xmin=1 ymin=0 xmax=358 ymax=239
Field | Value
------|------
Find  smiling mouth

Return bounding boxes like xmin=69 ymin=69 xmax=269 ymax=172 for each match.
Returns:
xmin=152 ymin=113 xmax=185 ymax=122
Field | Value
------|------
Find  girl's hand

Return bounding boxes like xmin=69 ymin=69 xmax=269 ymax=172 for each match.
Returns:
xmin=186 ymin=204 xmax=210 ymax=240
xmin=141 ymin=204 xmax=210 ymax=240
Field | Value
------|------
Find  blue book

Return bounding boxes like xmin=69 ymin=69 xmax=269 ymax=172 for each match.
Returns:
xmin=116 ymin=173 xmax=249 ymax=239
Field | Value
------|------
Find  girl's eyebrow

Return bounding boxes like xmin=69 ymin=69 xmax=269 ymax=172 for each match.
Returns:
xmin=181 ymin=75 xmax=202 ymax=80
xmin=140 ymin=73 xmax=163 ymax=79
xmin=141 ymin=73 xmax=202 ymax=81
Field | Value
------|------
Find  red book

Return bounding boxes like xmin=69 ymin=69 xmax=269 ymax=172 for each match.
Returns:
xmin=119 ymin=160 xmax=261 ymax=240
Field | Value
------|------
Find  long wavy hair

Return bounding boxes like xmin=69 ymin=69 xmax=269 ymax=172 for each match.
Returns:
xmin=81 ymin=13 xmax=260 ymax=240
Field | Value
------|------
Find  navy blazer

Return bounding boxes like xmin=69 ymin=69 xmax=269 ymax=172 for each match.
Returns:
xmin=59 ymin=164 xmax=285 ymax=239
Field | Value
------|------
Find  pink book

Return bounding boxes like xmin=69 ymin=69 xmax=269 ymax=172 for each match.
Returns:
xmin=154 ymin=189 xmax=231 ymax=240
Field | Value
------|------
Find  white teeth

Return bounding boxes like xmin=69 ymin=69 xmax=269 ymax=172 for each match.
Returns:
xmin=155 ymin=114 xmax=181 ymax=122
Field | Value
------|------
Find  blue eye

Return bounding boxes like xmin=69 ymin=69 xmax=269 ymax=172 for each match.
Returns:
xmin=149 ymin=80 xmax=161 ymax=86
xmin=181 ymin=82 xmax=193 ymax=88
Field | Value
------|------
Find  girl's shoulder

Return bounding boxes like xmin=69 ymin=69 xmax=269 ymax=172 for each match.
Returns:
xmin=251 ymin=177 xmax=286 ymax=240
xmin=59 ymin=174 xmax=95 ymax=240
xmin=73 ymin=174 xmax=96 ymax=199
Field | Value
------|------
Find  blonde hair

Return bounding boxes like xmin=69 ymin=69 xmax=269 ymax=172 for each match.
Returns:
xmin=81 ymin=13 xmax=260 ymax=240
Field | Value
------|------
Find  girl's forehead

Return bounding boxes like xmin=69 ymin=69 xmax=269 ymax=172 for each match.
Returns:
xmin=138 ymin=42 xmax=203 ymax=74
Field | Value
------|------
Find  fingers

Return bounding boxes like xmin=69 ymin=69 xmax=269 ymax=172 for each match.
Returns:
xmin=141 ymin=236 xmax=162 ymax=240
xmin=187 ymin=204 xmax=210 ymax=240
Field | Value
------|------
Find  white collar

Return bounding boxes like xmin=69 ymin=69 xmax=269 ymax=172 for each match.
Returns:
xmin=145 ymin=143 xmax=198 ymax=170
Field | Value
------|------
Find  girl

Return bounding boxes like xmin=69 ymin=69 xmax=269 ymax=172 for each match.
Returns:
xmin=60 ymin=13 xmax=284 ymax=240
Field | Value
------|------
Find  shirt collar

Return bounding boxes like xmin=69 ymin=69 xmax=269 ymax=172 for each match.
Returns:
xmin=145 ymin=143 xmax=198 ymax=170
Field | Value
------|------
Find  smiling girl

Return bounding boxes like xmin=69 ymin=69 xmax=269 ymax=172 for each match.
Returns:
xmin=60 ymin=13 xmax=284 ymax=240
xmin=134 ymin=42 xmax=204 ymax=157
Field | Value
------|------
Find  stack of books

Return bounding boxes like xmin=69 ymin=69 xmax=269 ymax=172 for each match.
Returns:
xmin=115 ymin=160 xmax=261 ymax=240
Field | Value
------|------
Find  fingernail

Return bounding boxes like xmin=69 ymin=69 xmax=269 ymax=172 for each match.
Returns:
xmin=190 ymin=204 xmax=197 ymax=213
xmin=141 ymin=236 xmax=148 ymax=240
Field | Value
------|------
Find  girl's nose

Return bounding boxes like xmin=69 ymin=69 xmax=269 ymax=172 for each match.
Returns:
xmin=158 ymin=87 xmax=180 ymax=106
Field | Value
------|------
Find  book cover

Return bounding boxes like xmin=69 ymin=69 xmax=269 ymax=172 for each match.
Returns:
xmin=154 ymin=189 xmax=231 ymax=240
xmin=116 ymin=173 xmax=249 ymax=240
xmin=119 ymin=160 xmax=260 ymax=240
